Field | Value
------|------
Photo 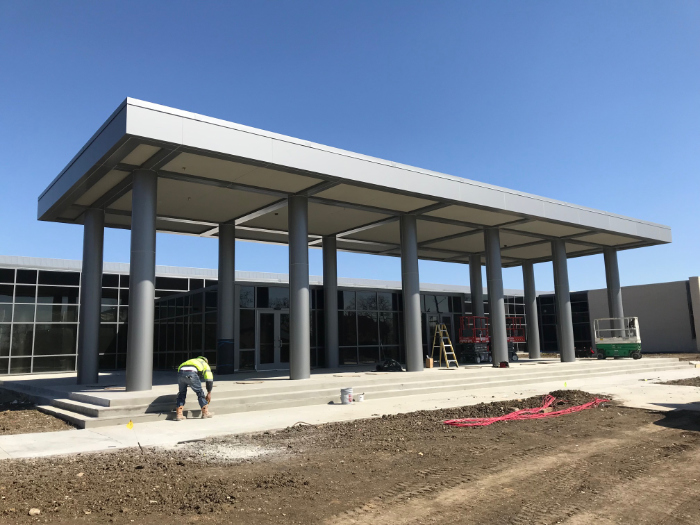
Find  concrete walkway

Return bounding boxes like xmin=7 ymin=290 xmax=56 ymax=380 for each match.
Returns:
xmin=1 ymin=364 xmax=699 ymax=460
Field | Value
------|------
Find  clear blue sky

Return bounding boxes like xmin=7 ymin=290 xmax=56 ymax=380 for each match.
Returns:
xmin=1 ymin=1 xmax=698 ymax=292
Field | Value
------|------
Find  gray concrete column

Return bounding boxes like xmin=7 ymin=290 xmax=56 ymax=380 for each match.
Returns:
xmin=288 ymin=195 xmax=311 ymax=380
xmin=126 ymin=170 xmax=157 ymax=392
xmin=552 ymin=240 xmax=575 ymax=362
xmin=469 ymin=254 xmax=485 ymax=316
xmin=217 ymin=223 xmax=236 ymax=375
xmin=522 ymin=262 xmax=541 ymax=359
xmin=76 ymin=208 xmax=105 ymax=385
xmin=401 ymin=215 xmax=423 ymax=372
xmin=603 ymin=247 xmax=624 ymax=320
xmin=484 ymin=228 xmax=508 ymax=365
xmin=322 ymin=235 xmax=339 ymax=368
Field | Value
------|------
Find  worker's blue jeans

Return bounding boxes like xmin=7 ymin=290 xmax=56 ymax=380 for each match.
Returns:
xmin=176 ymin=370 xmax=207 ymax=408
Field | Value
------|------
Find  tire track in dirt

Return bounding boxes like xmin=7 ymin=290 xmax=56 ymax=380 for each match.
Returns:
xmin=324 ymin=438 xmax=621 ymax=525
xmin=325 ymin=419 xmax=699 ymax=525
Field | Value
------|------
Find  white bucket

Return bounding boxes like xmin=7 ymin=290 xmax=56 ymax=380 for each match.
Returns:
xmin=340 ymin=387 xmax=353 ymax=405
xmin=356 ymin=393 xmax=365 ymax=402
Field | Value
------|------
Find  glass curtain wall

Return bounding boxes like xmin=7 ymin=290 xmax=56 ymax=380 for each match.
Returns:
xmin=536 ymin=292 xmax=592 ymax=353
xmin=0 ymin=268 xmax=80 ymax=374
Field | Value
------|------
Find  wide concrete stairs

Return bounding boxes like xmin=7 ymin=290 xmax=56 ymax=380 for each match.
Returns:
xmin=5 ymin=358 xmax=691 ymax=429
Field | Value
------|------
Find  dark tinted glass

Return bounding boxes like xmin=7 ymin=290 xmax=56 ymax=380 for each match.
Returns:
xmin=338 ymin=311 xmax=357 ymax=346
xmin=34 ymin=324 xmax=78 ymax=355
xmin=268 ymin=287 xmax=289 ymax=309
xmin=359 ymin=346 xmax=379 ymax=364
xmin=99 ymin=324 xmax=118 ymax=353
xmin=190 ymin=322 xmax=202 ymax=352
xmin=101 ymin=306 xmax=118 ymax=322
xmin=358 ymin=312 xmax=378 ymax=345
xmin=37 ymin=286 xmax=79 ymax=304
xmin=101 ymin=274 xmax=119 ymax=287
xmin=451 ymin=296 xmax=463 ymax=313
xmin=436 ymin=295 xmax=449 ymax=313
xmin=14 ymin=285 xmax=36 ymax=303
xmin=240 ymin=309 xmax=255 ymax=349
xmin=0 ymin=269 xmax=14 ymax=283
xmin=39 ymin=271 xmax=80 ymax=286
xmin=13 ymin=304 xmax=34 ymax=323
xmin=356 ymin=292 xmax=377 ymax=311
xmin=379 ymin=312 xmax=400 ymax=345
xmin=0 ymin=284 xmax=13 ymax=303
xmin=338 ymin=291 xmax=355 ymax=310
xmin=35 ymin=304 xmax=79 ymax=323
xmin=32 ymin=355 xmax=75 ymax=373
xmin=190 ymin=279 xmax=204 ymax=291
xmin=119 ymin=289 xmax=129 ymax=305
xmin=377 ymin=292 xmax=392 ymax=311
xmin=257 ymin=287 xmax=269 ymax=308
xmin=101 ymin=288 xmax=119 ymax=305
xmin=0 ymin=304 xmax=12 ymax=323
xmin=0 ymin=358 xmax=7 ymax=374
xmin=205 ymin=279 xmax=218 ymax=288
xmin=119 ymin=274 xmax=129 ymax=287
xmin=340 ymin=346 xmax=358 ymax=365
xmin=205 ymin=290 xmax=217 ymax=310
xmin=16 ymin=269 xmax=37 ymax=284
xmin=191 ymin=292 xmax=203 ymax=314
xmin=11 ymin=324 xmax=33 ymax=356
xmin=0 ymin=325 xmax=10 ymax=357
xmin=10 ymin=358 xmax=30 ymax=374
xmin=239 ymin=350 xmax=255 ymax=370
xmin=155 ymin=276 xmax=189 ymax=291
xmin=239 ymin=286 xmax=254 ymax=308
xmin=204 ymin=321 xmax=216 ymax=351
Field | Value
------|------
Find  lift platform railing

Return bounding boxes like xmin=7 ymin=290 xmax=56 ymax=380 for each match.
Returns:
xmin=458 ymin=315 xmax=490 ymax=344
xmin=505 ymin=316 xmax=526 ymax=343
xmin=594 ymin=317 xmax=641 ymax=344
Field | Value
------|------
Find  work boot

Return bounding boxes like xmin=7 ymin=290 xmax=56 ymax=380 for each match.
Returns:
xmin=174 ymin=406 xmax=186 ymax=422
xmin=201 ymin=404 xmax=213 ymax=419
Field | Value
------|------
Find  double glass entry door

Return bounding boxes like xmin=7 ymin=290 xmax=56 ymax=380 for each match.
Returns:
xmin=257 ymin=309 xmax=290 ymax=370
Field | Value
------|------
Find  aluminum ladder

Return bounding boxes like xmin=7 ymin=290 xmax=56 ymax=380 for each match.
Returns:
xmin=431 ymin=323 xmax=459 ymax=368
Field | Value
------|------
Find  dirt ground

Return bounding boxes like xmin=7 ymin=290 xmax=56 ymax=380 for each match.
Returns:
xmin=0 ymin=388 xmax=74 ymax=436
xmin=662 ymin=376 xmax=700 ymax=387
xmin=1 ymin=390 xmax=700 ymax=524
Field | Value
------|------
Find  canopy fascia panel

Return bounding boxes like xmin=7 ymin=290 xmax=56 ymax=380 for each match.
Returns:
xmin=38 ymin=98 xmax=672 ymax=266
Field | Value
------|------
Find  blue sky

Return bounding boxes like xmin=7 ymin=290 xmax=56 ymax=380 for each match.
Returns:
xmin=0 ymin=1 xmax=698 ymax=292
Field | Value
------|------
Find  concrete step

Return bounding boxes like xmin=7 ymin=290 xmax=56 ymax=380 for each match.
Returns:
xmin=58 ymin=360 xmax=689 ymax=414
xmin=60 ymin=358 xmax=688 ymax=408
xmin=37 ymin=360 xmax=690 ymax=429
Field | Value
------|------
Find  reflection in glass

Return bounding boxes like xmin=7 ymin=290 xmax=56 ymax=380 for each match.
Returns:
xmin=356 ymin=292 xmax=377 ymax=311
xmin=34 ymin=324 xmax=78 ymax=355
xmin=338 ymin=311 xmax=357 ymax=346
xmin=280 ymin=313 xmax=290 ymax=363
xmin=0 ymin=304 xmax=12 ymax=323
xmin=11 ymin=324 xmax=33 ymax=356
xmin=240 ymin=286 xmax=254 ymax=308
xmin=0 ymin=325 xmax=10 ymax=357
xmin=13 ymin=304 xmax=35 ymax=323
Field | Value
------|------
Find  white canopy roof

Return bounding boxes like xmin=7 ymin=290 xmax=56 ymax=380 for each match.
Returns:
xmin=38 ymin=98 xmax=671 ymax=267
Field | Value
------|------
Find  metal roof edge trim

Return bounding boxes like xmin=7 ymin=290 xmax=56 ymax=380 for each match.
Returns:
xmin=124 ymin=98 xmax=671 ymax=233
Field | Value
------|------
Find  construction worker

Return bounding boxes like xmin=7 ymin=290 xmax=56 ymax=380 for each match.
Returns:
xmin=175 ymin=356 xmax=213 ymax=421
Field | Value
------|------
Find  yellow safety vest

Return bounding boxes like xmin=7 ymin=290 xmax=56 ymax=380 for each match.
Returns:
xmin=178 ymin=358 xmax=213 ymax=382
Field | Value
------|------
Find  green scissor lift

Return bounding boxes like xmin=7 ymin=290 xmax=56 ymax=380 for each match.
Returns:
xmin=594 ymin=316 xmax=642 ymax=360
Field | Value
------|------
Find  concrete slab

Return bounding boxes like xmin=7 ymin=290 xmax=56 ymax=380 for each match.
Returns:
xmin=0 ymin=363 xmax=698 ymax=460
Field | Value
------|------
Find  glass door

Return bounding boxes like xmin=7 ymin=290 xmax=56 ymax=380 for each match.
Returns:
xmin=257 ymin=309 xmax=290 ymax=370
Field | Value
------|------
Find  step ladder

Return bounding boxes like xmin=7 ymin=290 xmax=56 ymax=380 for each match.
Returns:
xmin=431 ymin=323 xmax=459 ymax=368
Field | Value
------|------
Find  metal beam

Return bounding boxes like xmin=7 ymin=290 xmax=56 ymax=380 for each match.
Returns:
xmin=157 ymin=169 xmax=289 ymax=199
